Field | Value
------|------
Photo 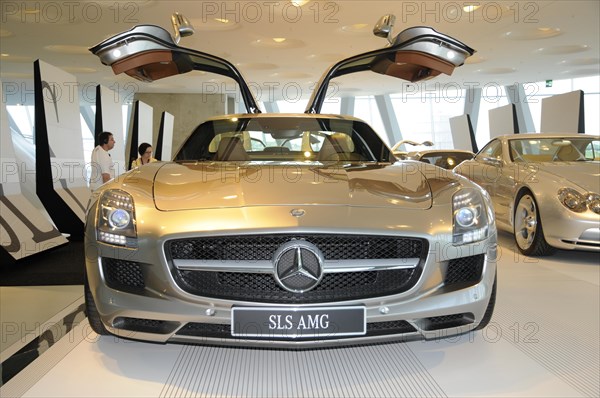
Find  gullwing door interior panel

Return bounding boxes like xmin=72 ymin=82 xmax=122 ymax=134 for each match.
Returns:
xmin=89 ymin=24 xmax=261 ymax=113
xmin=306 ymin=25 xmax=475 ymax=113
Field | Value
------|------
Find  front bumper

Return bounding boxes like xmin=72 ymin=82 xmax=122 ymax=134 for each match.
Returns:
xmin=540 ymin=199 xmax=600 ymax=251
xmin=86 ymin=233 xmax=497 ymax=348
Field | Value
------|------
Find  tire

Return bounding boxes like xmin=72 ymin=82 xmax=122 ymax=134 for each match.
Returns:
xmin=513 ymin=191 xmax=556 ymax=256
xmin=84 ymin=273 xmax=110 ymax=336
xmin=475 ymin=274 xmax=496 ymax=331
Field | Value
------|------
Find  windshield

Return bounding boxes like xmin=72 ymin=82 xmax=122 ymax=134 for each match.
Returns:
xmin=418 ymin=152 xmax=473 ymax=168
xmin=509 ymin=137 xmax=600 ymax=163
xmin=175 ymin=117 xmax=392 ymax=163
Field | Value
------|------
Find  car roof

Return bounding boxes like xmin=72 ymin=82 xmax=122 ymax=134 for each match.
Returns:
xmin=497 ymin=133 xmax=600 ymax=140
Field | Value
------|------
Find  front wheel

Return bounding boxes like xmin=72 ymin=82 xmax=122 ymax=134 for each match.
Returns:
xmin=513 ymin=192 xmax=555 ymax=256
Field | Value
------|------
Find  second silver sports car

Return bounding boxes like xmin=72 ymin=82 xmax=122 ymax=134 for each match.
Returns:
xmin=455 ymin=133 xmax=600 ymax=256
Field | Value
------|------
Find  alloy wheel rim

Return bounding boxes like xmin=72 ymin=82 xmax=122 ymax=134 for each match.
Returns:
xmin=515 ymin=194 xmax=537 ymax=250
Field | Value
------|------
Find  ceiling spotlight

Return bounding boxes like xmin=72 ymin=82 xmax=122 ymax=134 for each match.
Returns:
xmin=273 ymin=37 xmax=287 ymax=43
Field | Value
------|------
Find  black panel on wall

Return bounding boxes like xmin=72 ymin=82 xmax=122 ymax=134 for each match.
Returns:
xmin=578 ymin=91 xmax=585 ymax=134
xmin=511 ymin=104 xmax=520 ymax=134
xmin=94 ymin=85 xmax=103 ymax=145
xmin=154 ymin=111 xmax=166 ymax=161
xmin=128 ymin=100 xmax=140 ymax=169
xmin=33 ymin=60 xmax=84 ymax=239
xmin=466 ymin=114 xmax=478 ymax=153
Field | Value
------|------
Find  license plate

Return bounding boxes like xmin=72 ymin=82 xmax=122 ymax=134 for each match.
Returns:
xmin=231 ymin=306 xmax=366 ymax=339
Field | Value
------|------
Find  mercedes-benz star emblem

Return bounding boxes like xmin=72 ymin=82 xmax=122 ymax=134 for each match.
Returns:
xmin=290 ymin=209 xmax=305 ymax=217
xmin=273 ymin=241 xmax=324 ymax=293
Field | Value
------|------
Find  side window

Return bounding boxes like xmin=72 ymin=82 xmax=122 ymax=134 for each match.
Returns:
xmin=476 ymin=140 xmax=502 ymax=160
xmin=585 ymin=140 xmax=600 ymax=160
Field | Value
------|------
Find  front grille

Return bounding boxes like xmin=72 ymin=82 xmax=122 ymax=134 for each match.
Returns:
xmin=173 ymin=269 xmax=419 ymax=303
xmin=176 ymin=320 xmax=417 ymax=340
xmin=167 ymin=234 xmax=427 ymax=303
xmin=167 ymin=234 xmax=424 ymax=261
xmin=444 ymin=254 xmax=485 ymax=288
xmin=102 ymin=258 xmax=144 ymax=292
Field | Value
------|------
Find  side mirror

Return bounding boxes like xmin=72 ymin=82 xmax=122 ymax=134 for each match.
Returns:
xmin=171 ymin=12 xmax=194 ymax=44
xmin=373 ymin=14 xmax=396 ymax=43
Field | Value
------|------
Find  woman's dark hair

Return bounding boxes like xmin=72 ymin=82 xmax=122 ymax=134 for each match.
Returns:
xmin=138 ymin=142 xmax=152 ymax=156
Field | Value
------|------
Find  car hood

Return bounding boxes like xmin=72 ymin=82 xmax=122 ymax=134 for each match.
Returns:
xmin=153 ymin=162 xmax=432 ymax=211
xmin=537 ymin=162 xmax=600 ymax=192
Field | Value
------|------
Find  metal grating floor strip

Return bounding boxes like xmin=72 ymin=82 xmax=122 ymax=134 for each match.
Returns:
xmin=159 ymin=343 xmax=446 ymax=398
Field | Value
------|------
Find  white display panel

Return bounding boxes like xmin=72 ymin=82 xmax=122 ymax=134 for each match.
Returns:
xmin=136 ymin=101 xmax=153 ymax=147
xmin=159 ymin=111 xmax=174 ymax=161
xmin=35 ymin=60 xmax=90 ymax=222
xmin=97 ymin=85 xmax=127 ymax=177
xmin=541 ymin=90 xmax=584 ymax=134
xmin=449 ymin=114 xmax=475 ymax=151
xmin=125 ymin=100 xmax=153 ymax=169
xmin=0 ymin=81 xmax=67 ymax=261
xmin=489 ymin=104 xmax=519 ymax=137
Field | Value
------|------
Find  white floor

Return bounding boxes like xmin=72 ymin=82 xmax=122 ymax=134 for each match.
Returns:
xmin=1 ymin=232 xmax=598 ymax=398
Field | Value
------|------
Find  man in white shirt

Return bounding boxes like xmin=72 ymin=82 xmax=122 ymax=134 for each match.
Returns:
xmin=90 ymin=131 xmax=115 ymax=191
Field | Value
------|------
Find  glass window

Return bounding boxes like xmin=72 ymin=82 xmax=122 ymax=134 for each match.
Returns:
xmin=509 ymin=137 xmax=597 ymax=162
xmin=475 ymin=86 xmax=509 ymax=147
xmin=391 ymin=89 xmax=465 ymax=150
xmin=524 ymin=77 xmax=600 ymax=133
xmin=6 ymin=105 xmax=35 ymax=141
xmin=477 ymin=139 xmax=502 ymax=160
xmin=354 ymin=96 xmax=386 ymax=144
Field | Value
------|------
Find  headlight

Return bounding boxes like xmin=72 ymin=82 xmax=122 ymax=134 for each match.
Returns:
xmin=96 ymin=189 xmax=136 ymax=246
xmin=558 ymin=188 xmax=600 ymax=214
xmin=453 ymin=188 xmax=491 ymax=245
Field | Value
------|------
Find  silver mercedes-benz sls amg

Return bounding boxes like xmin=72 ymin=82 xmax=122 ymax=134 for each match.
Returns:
xmin=85 ymin=15 xmax=498 ymax=347
xmin=455 ymin=133 xmax=600 ymax=256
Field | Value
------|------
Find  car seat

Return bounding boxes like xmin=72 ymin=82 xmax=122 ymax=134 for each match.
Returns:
xmin=214 ymin=137 xmax=250 ymax=161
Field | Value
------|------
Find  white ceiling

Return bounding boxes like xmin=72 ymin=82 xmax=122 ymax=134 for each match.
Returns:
xmin=1 ymin=0 xmax=599 ymax=105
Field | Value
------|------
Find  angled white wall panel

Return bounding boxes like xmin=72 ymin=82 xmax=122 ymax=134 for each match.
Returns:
xmin=541 ymin=90 xmax=584 ymax=134
xmin=157 ymin=111 xmax=174 ymax=161
xmin=96 ymin=85 xmax=127 ymax=176
xmin=489 ymin=104 xmax=519 ymax=138
xmin=449 ymin=115 xmax=477 ymax=151
xmin=34 ymin=60 xmax=90 ymax=238
xmin=0 ymin=81 xmax=67 ymax=262
xmin=125 ymin=100 xmax=153 ymax=169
